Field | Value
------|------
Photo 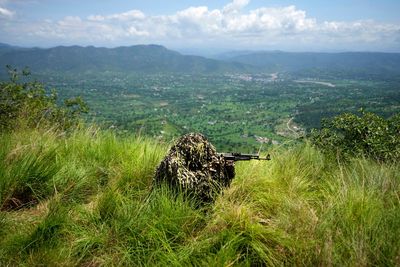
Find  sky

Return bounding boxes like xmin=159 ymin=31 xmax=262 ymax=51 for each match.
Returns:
xmin=0 ymin=0 xmax=400 ymax=52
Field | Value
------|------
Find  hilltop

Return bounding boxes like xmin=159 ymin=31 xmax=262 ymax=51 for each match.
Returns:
xmin=0 ymin=127 xmax=399 ymax=266
xmin=0 ymin=47 xmax=399 ymax=266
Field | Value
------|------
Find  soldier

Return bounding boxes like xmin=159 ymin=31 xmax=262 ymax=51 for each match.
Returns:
xmin=154 ymin=133 xmax=270 ymax=204
xmin=153 ymin=133 xmax=235 ymax=203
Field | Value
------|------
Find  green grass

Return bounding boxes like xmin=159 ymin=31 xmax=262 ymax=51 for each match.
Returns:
xmin=0 ymin=128 xmax=399 ymax=266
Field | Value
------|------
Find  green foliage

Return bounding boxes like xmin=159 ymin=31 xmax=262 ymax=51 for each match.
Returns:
xmin=0 ymin=129 xmax=399 ymax=266
xmin=0 ymin=127 xmax=165 ymax=211
xmin=0 ymin=144 xmax=59 ymax=210
xmin=22 ymin=201 xmax=67 ymax=252
xmin=0 ymin=65 xmax=88 ymax=131
xmin=310 ymin=110 xmax=400 ymax=162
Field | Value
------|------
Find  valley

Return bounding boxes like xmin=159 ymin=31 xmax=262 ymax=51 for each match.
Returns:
xmin=1 ymin=44 xmax=399 ymax=152
xmin=40 ymin=71 xmax=400 ymax=152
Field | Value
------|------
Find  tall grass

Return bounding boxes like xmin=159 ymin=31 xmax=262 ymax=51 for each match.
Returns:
xmin=0 ymin=128 xmax=399 ymax=266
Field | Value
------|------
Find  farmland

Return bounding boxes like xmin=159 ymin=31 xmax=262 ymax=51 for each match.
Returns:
xmin=39 ymin=71 xmax=400 ymax=152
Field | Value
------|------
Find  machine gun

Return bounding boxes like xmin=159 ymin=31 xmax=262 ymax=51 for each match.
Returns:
xmin=220 ymin=152 xmax=271 ymax=161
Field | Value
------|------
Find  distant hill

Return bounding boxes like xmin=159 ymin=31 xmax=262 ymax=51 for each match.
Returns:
xmin=1 ymin=44 xmax=400 ymax=76
xmin=212 ymin=50 xmax=257 ymax=60
xmin=0 ymin=43 xmax=25 ymax=56
xmin=0 ymin=44 xmax=252 ymax=74
xmin=221 ymin=51 xmax=400 ymax=76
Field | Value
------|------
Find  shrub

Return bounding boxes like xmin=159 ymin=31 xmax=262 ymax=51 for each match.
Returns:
xmin=310 ymin=110 xmax=400 ymax=162
xmin=0 ymin=66 xmax=88 ymax=132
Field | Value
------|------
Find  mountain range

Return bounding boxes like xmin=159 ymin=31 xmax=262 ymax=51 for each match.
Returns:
xmin=220 ymin=50 xmax=400 ymax=75
xmin=0 ymin=44 xmax=250 ymax=74
xmin=1 ymin=43 xmax=400 ymax=76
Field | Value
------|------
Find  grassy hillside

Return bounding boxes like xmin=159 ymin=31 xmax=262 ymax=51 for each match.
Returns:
xmin=1 ymin=127 xmax=399 ymax=266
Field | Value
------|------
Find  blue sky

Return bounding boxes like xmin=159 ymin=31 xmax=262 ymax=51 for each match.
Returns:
xmin=1 ymin=0 xmax=399 ymax=52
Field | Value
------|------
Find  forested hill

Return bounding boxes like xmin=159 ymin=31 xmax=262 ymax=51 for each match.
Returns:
xmin=0 ymin=44 xmax=252 ymax=74
xmin=2 ymin=43 xmax=400 ymax=76
xmin=219 ymin=50 xmax=400 ymax=77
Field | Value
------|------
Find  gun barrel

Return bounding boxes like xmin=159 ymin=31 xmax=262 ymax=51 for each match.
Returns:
xmin=220 ymin=153 xmax=271 ymax=161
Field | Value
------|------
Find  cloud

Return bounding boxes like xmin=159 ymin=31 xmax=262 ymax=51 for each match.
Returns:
xmin=25 ymin=16 xmax=124 ymax=42
xmin=0 ymin=6 xmax=14 ymax=18
xmin=223 ymin=0 xmax=249 ymax=13
xmin=1 ymin=0 xmax=400 ymax=51
xmin=87 ymin=9 xmax=145 ymax=22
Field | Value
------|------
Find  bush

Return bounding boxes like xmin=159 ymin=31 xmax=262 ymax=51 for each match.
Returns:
xmin=310 ymin=110 xmax=400 ymax=162
xmin=0 ymin=66 xmax=88 ymax=132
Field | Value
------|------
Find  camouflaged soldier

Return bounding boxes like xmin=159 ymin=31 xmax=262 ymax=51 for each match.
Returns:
xmin=153 ymin=133 xmax=235 ymax=203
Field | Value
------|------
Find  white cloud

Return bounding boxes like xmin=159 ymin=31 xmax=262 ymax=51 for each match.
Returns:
xmin=127 ymin=26 xmax=149 ymax=37
xmin=1 ymin=0 xmax=399 ymax=51
xmin=88 ymin=9 xmax=145 ymax=22
xmin=0 ymin=6 xmax=14 ymax=18
xmin=109 ymin=9 xmax=145 ymax=21
xmin=223 ymin=0 xmax=249 ymax=13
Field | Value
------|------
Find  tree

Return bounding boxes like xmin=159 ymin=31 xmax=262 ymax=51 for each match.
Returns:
xmin=310 ymin=109 xmax=400 ymax=162
xmin=0 ymin=66 xmax=88 ymax=131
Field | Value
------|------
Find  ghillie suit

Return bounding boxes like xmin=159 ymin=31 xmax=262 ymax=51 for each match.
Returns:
xmin=154 ymin=133 xmax=235 ymax=203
